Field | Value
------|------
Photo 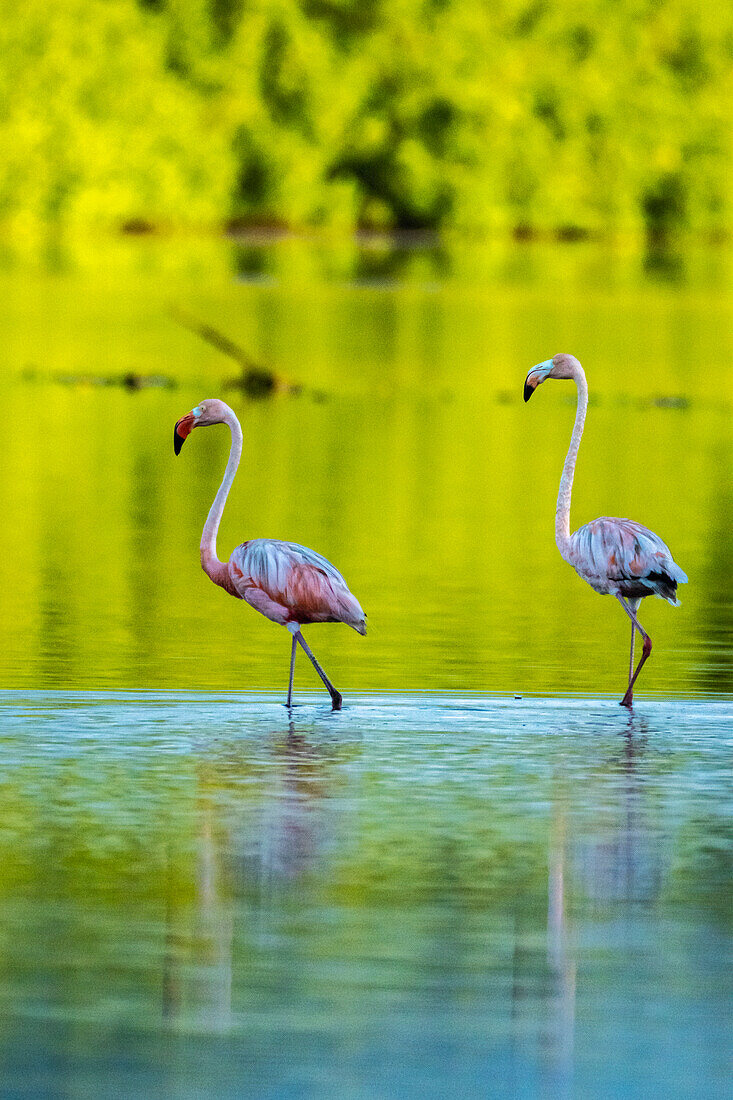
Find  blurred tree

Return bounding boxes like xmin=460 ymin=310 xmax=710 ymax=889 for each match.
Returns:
xmin=0 ymin=0 xmax=730 ymax=239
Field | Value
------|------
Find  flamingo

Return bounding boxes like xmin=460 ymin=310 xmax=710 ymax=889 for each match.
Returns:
xmin=523 ymin=354 xmax=687 ymax=706
xmin=174 ymin=399 xmax=366 ymax=710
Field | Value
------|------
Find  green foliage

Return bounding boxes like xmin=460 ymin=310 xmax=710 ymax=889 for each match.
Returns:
xmin=0 ymin=0 xmax=731 ymax=237
xmin=0 ymin=0 xmax=233 ymax=239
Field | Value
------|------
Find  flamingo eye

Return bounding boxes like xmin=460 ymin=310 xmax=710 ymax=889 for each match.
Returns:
xmin=193 ymin=405 xmax=203 ymax=418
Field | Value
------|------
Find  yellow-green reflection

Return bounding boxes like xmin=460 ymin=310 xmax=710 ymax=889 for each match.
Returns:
xmin=1 ymin=235 xmax=731 ymax=694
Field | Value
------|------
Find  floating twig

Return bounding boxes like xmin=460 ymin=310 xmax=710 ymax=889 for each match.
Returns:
xmin=22 ymin=366 xmax=175 ymax=390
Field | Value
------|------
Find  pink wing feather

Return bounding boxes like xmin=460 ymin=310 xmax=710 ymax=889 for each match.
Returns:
xmin=228 ymin=539 xmax=367 ymax=632
xmin=568 ymin=517 xmax=687 ymax=603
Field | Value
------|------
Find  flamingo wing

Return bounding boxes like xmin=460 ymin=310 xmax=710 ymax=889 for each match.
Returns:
xmin=228 ymin=539 xmax=367 ymax=631
xmin=570 ymin=517 xmax=688 ymax=603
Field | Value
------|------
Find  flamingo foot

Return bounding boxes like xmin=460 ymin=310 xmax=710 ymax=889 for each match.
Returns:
xmin=330 ymin=690 xmax=343 ymax=711
xmin=620 ymin=690 xmax=633 ymax=708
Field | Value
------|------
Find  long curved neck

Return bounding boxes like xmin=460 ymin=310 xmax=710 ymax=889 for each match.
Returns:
xmin=200 ymin=412 xmax=243 ymax=579
xmin=555 ymin=365 xmax=588 ymax=560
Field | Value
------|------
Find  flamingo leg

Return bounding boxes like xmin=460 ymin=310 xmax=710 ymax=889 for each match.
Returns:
xmin=615 ymin=595 xmax=652 ymax=708
xmin=286 ymin=634 xmax=297 ymax=708
xmin=624 ymin=596 xmax=641 ymax=694
xmin=295 ymin=631 xmax=342 ymax=711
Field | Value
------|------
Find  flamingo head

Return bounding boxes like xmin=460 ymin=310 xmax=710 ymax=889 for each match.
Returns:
xmin=173 ymin=398 xmax=230 ymax=454
xmin=523 ymin=353 xmax=581 ymax=401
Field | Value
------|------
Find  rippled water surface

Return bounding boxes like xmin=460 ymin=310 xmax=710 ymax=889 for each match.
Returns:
xmin=1 ymin=237 xmax=731 ymax=1096
xmin=0 ymin=692 xmax=730 ymax=1097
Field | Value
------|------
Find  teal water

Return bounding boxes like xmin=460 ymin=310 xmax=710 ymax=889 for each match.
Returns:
xmin=0 ymin=692 xmax=729 ymax=1097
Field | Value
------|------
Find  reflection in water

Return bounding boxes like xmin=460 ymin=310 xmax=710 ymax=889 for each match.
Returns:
xmin=544 ymin=805 xmax=575 ymax=1100
xmin=162 ymin=799 xmax=234 ymax=1034
xmin=0 ymin=226 xmax=730 ymax=1097
xmin=1 ymin=235 xmax=731 ymax=696
xmin=233 ymin=244 xmax=276 ymax=285
xmin=242 ymin=724 xmax=330 ymax=888
xmin=574 ymin=717 xmax=664 ymax=904
xmin=516 ymin=714 xmax=669 ymax=1098
xmin=162 ymin=720 xmax=335 ymax=1033
xmin=0 ymin=693 xmax=728 ymax=1095
xmin=643 ymin=243 xmax=687 ymax=284
xmin=350 ymin=238 xmax=449 ymax=286
xmin=700 ymin=483 xmax=733 ymax=693
xmin=508 ymin=796 xmax=576 ymax=1099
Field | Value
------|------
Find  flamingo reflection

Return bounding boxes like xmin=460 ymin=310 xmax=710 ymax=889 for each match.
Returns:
xmin=162 ymin=721 xmax=336 ymax=1032
xmin=162 ymin=795 xmax=234 ymax=1033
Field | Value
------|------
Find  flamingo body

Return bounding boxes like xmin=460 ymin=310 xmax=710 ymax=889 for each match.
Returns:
xmin=228 ymin=539 xmax=366 ymax=632
xmin=174 ymin=399 xmax=365 ymax=709
xmin=567 ymin=518 xmax=687 ymax=603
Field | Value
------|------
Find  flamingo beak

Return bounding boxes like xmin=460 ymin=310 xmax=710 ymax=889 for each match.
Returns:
xmin=523 ymin=360 xmax=553 ymax=402
xmin=174 ymin=412 xmax=195 ymax=454
xmin=523 ymin=375 xmax=539 ymax=402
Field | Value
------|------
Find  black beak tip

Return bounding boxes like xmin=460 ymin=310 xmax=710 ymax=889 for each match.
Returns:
xmin=174 ymin=427 xmax=185 ymax=455
xmin=523 ymin=381 xmax=534 ymax=403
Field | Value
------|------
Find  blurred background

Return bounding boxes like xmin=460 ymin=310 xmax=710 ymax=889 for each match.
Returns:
xmin=1 ymin=0 xmax=731 ymax=695
xmin=1 ymin=0 xmax=732 ymax=241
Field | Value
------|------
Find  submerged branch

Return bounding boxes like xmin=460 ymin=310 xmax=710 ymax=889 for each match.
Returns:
xmin=170 ymin=306 xmax=302 ymax=398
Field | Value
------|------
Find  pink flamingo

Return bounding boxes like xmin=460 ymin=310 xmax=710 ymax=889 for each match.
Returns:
xmin=524 ymin=354 xmax=687 ymax=706
xmin=174 ymin=399 xmax=366 ymax=710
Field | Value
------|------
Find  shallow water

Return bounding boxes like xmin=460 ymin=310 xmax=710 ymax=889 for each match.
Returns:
xmin=0 ymin=691 xmax=730 ymax=1097
xmin=2 ymin=235 xmax=732 ymax=697
xmin=1 ymin=237 xmax=731 ymax=1095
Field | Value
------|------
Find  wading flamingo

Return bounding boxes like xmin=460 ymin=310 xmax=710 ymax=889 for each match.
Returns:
xmin=523 ymin=354 xmax=687 ymax=706
xmin=174 ymin=399 xmax=366 ymax=710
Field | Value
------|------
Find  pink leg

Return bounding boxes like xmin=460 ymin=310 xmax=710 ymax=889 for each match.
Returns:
xmin=295 ymin=631 xmax=342 ymax=710
xmin=615 ymin=595 xmax=652 ymax=707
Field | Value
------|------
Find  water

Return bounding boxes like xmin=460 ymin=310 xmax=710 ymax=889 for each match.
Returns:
xmin=0 ymin=692 xmax=730 ymax=1097
xmin=1 ymin=236 xmax=731 ymax=1095
xmin=2 ymin=234 xmax=732 ymax=696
